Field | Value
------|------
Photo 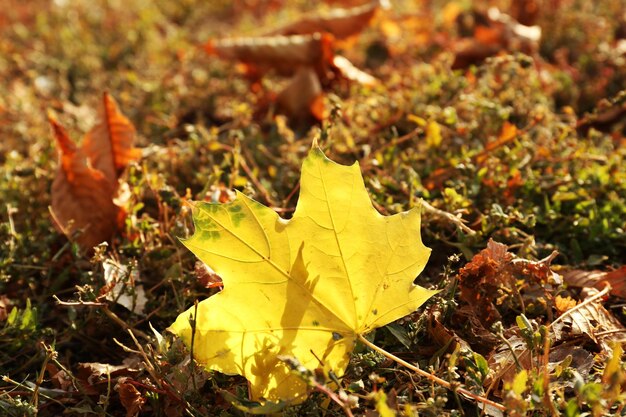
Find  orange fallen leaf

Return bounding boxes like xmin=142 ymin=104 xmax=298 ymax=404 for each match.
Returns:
xmin=49 ymin=116 xmax=120 ymax=250
xmin=116 ymin=379 xmax=146 ymax=417
xmin=82 ymin=92 xmax=141 ymax=185
xmin=49 ymin=93 xmax=140 ymax=251
xmin=552 ymin=288 xmax=626 ymax=351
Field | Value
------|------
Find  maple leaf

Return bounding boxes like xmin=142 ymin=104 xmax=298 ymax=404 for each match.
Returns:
xmin=49 ymin=93 xmax=140 ymax=250
xmin=169 ymin=146 xmax=436 ymax=403
xmin=49 ymin=116 xmax=120 ymax=250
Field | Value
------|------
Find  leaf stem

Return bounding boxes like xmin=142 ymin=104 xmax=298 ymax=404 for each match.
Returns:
xmin=356 ymin=334 xmax=506 ymax=412
xmin=419 ymin=199 xmax=476 ymax=236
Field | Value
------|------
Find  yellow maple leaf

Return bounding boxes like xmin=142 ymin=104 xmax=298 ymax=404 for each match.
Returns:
xmin=169 ymin=146 xmax=436 ymax=403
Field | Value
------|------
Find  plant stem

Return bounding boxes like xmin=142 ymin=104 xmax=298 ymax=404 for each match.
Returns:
xmin=357 ymin=334 xmax=506 ymax=412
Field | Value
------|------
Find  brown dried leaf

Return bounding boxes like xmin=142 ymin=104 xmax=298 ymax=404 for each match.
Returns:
xmin=74 ymin=359 xmax=141 ymax=397
xmin=82 ymin=92 xmax=141 ymax=185
xmin=45 ymin=363 xmax=74 ymax=392
xmin=457 ymin=239 xmax=514 ymax=324
xmin=116 ymin=379 xmax=146 ymax=417
xmin=552 ymin=288 xmax=626 ymax=351
xmin=49 ymin=116 xmax=120 ymax=250
xmin=78 ymin=361 xmax=139 ymax=382
xmin=427 ymin=306 xmax=472 ymax=354
xmin=450 ymin=305 xmax=501 ymax=353
xmin=485 ymin=335 xmax=531 ymax=392
xmin=458 ymin=239 xmax=559 ymax=325
xmin=487 ymin=342 xmax=594 ymax=395
xmin=269 ymin=0 xmax=384 ymax=39
xmin=204 ymin=33 xmax=335 ymax=77
xmin=563 ymin=266 xmax=626 ymax=299
xmin=563 ymin=269 xmax=606 ymax=288
xmin=451 ymin=7 xmax=540 ymax=69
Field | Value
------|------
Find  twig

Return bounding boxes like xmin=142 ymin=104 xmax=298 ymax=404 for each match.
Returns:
xmin=238 ymin=153 xmax=276 ymax=207
xmin=104 ymin=306 xmax=150 ymax=340
xmin=54 ymin=296 xmax=151 ymax=341
xmin=53 ymin=295 xmax=107 ymax=307
xmin=5 ymin=204 xmax=18 ymax=253
xmin=357 ymin=334 xmax=506 ymax=412
xmin=31 ymin=342 xmax=55 ymax=409
xmin=189 ymin=300 xmax=199 ymax=392
xmin=2 ymin=376 xmax=66 ymax=407
xmin=127 ymin=329 xmax=163 ymax=390
xmin=420 ymin=199 xmax=476 ymax=235
xmin=361 ymin=128 xmax=421 ymax=167
xmin=310 ymin=379 xmax=355 ymax=417
xmin=282 ymin=182 xmax=300 ymax=210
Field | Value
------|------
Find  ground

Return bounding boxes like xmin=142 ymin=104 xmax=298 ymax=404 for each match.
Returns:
xmin=1 ymin=0 xmax=626 ymax=416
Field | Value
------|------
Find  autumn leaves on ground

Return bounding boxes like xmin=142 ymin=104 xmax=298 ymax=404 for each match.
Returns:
xmin=2 ymin=0 xmax=626 ymax=416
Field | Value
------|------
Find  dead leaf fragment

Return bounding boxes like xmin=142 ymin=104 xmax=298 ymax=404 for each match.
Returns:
xmin=276 ymin=66 xmax=324 ymax=123
xmin=195 ymin=261 xmax=223 ymax=289
xmin=427 ymin=306 xmax=472 ymax=354
xmin=101 ymin=258 xmax=147 ymax=314
xmin=116 ymin=379 xmax=146 ymax=417
xmin=554 ymin=295 xmax=577 ymax=314
xmin=458 ymin=239 xmax=559 ymax=325
xmin=457 ymin=239 xmax=514 ymax=324
xmin=74 ymin=359 xmax=141 ymax=397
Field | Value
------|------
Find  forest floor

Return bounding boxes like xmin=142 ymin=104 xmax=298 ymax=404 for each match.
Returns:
xmin=2 ymin=0 xmax=626 ymax=416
